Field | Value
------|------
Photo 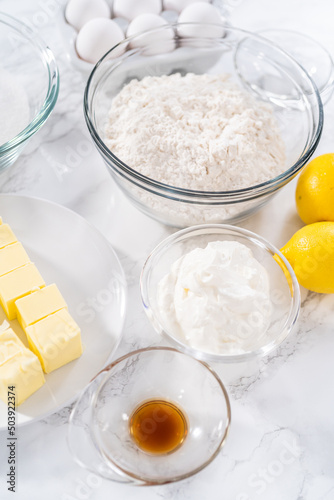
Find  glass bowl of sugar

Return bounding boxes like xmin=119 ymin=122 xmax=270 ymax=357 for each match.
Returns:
xmin=140 ymin=224 xmax=301 ymax=363
xmin=0 ymin=13 xmax=59 ymax=173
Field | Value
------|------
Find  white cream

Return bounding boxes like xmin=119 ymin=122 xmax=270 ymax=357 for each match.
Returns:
xmin=157 ymin=241 xmax=273 ymax=354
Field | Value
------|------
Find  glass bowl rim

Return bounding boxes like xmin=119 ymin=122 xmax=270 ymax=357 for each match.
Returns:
xmin=257 ymin=28 xmax=334 ymax=98
xmin=84 ymin=22 xmax=323 ymax=199
xmin=91 ymin=345 xmax=232 ymax=485
xmin=0 ymin=12 xmax=59 ymax=154
xmin=140 ymin=224 xmax=301 ymax=363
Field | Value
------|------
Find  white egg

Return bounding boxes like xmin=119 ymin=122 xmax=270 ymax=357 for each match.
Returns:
xmin=127 ymin=13 xmax=166 ymax=38
xmin=177 ymin=2 xmax=226 ymax=38
xmin=127 ymin=13 xmax=175 ymax=55
xmin=163 ymin=0 xmax=209 ymax=14
xmin=65 ymin=0 xmax=110 ymax=31
xmin=113 ymin=0 xmax=161 ymax=22
xmin=76 ymin=18 xmax=125 ymax=64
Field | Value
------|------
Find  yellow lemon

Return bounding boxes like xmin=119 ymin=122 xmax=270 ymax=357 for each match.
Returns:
xmin=296 ymin=153 xmax=334 ymax=224
xmin=280 ymin=222 xmax=334 ymax=293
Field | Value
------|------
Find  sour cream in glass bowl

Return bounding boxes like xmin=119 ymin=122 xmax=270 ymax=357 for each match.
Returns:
xmin=140 ymin=224 xmax=300 ymax=363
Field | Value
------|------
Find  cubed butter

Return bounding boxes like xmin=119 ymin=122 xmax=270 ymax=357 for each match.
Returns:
xmin=0 ymin=327 xmax=26 ymax=364
xmin=0 ymin=328 xmax=45 ymax=405
xmin=25 ymin=309 xmax=83 ymax=373
xmin=0 ymin=242 xmax=30 ymax=278
xmin=0 ymin=263 xmax=45 ymax=320
xmin=0 ymin=223 xmax=17 ymax=249
xmin=15 ymin=283 xmax=68 ymax=329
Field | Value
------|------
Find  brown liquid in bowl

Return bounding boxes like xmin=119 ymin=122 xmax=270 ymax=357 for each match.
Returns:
xmin=129 ymin=399 xmax=188 ymax=455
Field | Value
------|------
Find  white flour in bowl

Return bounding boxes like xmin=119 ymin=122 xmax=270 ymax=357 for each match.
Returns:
xmin=105 ymin=72 xmax=286 ymax=192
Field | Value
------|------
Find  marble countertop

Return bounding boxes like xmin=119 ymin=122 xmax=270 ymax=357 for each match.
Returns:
xmin=1 ymin=0 xmax=334 ymax=498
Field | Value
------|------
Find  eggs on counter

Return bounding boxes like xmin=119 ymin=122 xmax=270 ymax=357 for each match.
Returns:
xmin=65 ymin=0 xmax=226 ymax=64
xmin=65 ymin=0 xmax=111 ymax=31
xmin=127 ymin=14 xmax=175 ymax=54
xmin=178 ymin=3 xmax=226 ymax=37
xmin=76 ymin=18 xmax=125 ymax=64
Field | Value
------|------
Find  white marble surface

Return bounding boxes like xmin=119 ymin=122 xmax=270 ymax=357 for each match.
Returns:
xmin=1 ymin=0 xmax=334 ymax=498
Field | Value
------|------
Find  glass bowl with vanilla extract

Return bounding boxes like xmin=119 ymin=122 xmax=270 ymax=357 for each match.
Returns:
xmin=68 ymin=347 xmax=231 ymax=485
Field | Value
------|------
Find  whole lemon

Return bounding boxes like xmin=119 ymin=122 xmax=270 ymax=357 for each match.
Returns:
xmin=296 ymin=153 xmax=334 ymax=224
xmin=280 ymin=221 xmax=334 ymax=293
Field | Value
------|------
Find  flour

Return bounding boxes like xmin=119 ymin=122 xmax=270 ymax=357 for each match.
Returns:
xmin=105 ymin=73 xmax=286 ymax=192
xmin=0 ymin=68 xmax=30 ymax=146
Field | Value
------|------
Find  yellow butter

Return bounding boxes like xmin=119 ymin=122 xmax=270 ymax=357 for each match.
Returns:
xmin=25 ymin=309 xmax=83 ymax=373
xmin=0 ymin=263 xmax=45 ymax=320
xmin=0 ymin=223 xmax=17 ymax=249
xmin=0 ymin=328 xmax=26 ymax=364
xmin=0 ymin=328 xmax=45 ymax=405
xmin=0 ymin=242 xmax=30 ymax=278
xmin=15 ymin=283 xmax=68 ymax=329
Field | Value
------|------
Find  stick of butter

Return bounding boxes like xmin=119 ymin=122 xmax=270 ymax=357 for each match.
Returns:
xmin=0 ymin=263 xmax=45 ymax=320
xmin=15 ymin=284 xmax=68 ymax=329
xmin=0 ymin=242 xmax=30 ymax=278
xmin=0 ymin=327 xmax=26 ymax=363
xmin=25 ymin=309 xmax=83 ymax=373
xmin=0 ymin=224 xmax=17 ymax=249
xmin=0 ymin=328 xmax=45 ymax=406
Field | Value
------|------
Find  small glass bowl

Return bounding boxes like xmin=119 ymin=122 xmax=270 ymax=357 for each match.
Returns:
xmin=0 ymin=13 xmax=59 ymax=172
xmin=68 ymin=347 xmax=231 ymax=485
xmin=140 ymin=225 xmax=300 ymax=363
xmin=258 ymin=29 xmax=334 ymax=105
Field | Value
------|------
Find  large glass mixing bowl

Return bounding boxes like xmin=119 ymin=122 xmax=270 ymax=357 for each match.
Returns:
xmin=84 ymin=24 xmax=323 ymax=227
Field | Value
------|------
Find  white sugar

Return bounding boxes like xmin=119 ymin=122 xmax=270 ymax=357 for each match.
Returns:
xmin=0 ymin=68 xmax=30 ymax=146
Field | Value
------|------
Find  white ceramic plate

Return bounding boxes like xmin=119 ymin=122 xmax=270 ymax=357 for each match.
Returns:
xmin=0 ymin=194 xmax=127 ymax=428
